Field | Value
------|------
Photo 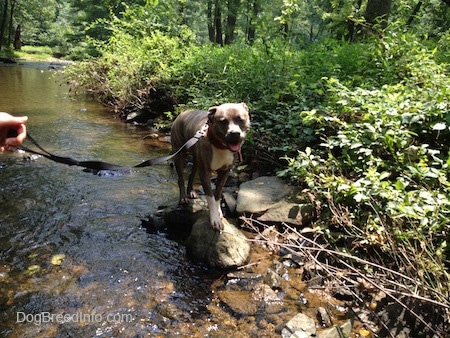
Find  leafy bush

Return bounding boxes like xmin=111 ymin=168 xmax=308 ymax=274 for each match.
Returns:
xmin=65 ymin=4 xmax=196 ymax=113
xmin=279 ymin=32 xmax=449 ymax=297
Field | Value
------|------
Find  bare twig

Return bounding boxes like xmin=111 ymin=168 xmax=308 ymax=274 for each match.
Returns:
xmin=241 ymin=216 xmax=449 ymax=336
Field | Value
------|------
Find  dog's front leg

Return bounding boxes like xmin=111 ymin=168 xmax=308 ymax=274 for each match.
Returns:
xmin=214 ymin=169 xmax=230 ymax=204
xmin=199 ymin=168 xmax=223 ymax=231
xmin=206 ymin=195 xmax=223 ymax=231
xmin=208 ymin=169 xmax=231 ymax=231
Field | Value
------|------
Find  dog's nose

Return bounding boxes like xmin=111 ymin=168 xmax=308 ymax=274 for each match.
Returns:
xmin=228 ymin=131 xmax=242 ymax=142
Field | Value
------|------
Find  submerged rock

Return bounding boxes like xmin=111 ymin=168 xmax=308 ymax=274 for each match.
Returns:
xmin=185 ymin=214 xmax=250 ymax=268
xmin=217 ymin=282 xmax=283 ymax=316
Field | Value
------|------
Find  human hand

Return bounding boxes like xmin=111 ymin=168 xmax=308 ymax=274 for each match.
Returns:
xmin=0 ymin=112 xmax=28 ymax=151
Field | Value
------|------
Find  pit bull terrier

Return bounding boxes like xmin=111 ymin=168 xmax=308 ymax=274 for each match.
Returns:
xmin=171 ymin=103 xmax=250 ymax=231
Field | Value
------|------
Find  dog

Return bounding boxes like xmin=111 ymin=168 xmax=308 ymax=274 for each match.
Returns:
xmin=171 ymin=103 xmax=250 ymax=231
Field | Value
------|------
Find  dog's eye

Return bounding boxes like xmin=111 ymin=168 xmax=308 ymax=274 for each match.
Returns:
xmin=219 ymin=118 xmax=227 ymax=124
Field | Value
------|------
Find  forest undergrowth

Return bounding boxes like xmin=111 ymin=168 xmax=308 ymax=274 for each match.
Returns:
xmin=65 ymin=23 xmax=450 ymax=335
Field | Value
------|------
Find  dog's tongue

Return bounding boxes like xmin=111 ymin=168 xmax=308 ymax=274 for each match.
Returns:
xmin=228 ymin=142 xmax=241 ymax=152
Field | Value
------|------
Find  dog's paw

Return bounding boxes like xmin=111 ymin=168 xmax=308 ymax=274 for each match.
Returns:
xmin=206 ymin=196 xmax=224 ymax=231
xmin=210 ymin=217 xmax=224 ymax=232
xmin=188 ymin=190 xmax=198 ymax=199
xmin=210 ymin=209 xmax=224 ymax=231
xmin=179 ymin=197 xmax=193 ymax=205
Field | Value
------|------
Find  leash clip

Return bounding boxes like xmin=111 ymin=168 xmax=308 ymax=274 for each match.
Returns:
xmin=195 ymin=123 xmax=209 ymax=139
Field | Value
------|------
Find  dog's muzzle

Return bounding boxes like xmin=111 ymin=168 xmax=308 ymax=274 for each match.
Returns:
xmin=226 ymin=131 xmax=244 ymax=152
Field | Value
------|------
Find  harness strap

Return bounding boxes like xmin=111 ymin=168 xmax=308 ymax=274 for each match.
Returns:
xmin=18 ymin=123 xmax=209 ymax=171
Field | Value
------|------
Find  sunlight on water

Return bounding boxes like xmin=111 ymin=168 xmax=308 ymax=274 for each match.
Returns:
xmin=0 ymin=63 xmax=216 ymax=337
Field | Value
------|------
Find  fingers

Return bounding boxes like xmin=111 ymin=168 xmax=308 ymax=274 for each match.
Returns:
xmin=0 ymin=114 xmax=28 ymax=151
xmin=8 ymin=123 xmax=27 ymax=144
xmin=0 ymin=112 xmax=28 ymax=124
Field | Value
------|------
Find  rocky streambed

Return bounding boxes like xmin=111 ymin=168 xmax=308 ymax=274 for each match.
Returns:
xmin=143 ymin=176 xmax=385 ymax=337
xmin=143 ymin=172 xmax=446 ymax=337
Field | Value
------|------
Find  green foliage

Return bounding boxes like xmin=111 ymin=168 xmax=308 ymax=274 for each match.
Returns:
xmin=279 ymin=31 xmax=450 ymax=288
xmin=65 ymin=3 xmax=195 ymax=110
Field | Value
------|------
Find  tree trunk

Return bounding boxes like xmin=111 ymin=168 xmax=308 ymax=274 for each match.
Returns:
xmin=225 ymin=0 xmax=240 ymax=45
xmin=407 ymin=1 xmax=423 ymax=26
xmin=281 ymin=22 xmax=288 ymax=38
xmin=207 ymin=0 xmax=215 ymax=43
xmin=346 ymin=0 xmax=363 ymax=41
xmin=364 ymin=0 xmax=392 ymax=29
xmin=247 ymin=0 xmax=259 ymax=44
xmin=0 ymin=0 xmax=9 ymax=50
xmin=214 ymin=0 xmax=223 ymax=45
xmin=13 ymin=24 xmax=20 ymax=50
xmin=8 ymin=0 xmax=15 ymax=46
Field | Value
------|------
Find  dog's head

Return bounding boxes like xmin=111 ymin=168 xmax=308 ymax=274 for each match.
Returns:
xmin=207 ymin=103 xmax=250 ymax=152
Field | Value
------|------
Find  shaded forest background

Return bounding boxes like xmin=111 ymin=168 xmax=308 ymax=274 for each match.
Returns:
xmin=1 ymin=1 xmax=449 ymax=335
xmin=0 ymin=0 xmax=449 ymax=55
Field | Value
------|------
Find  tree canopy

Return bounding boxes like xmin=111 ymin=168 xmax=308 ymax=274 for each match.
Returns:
xmin=0 ymin=0 xmax=449 ymax=52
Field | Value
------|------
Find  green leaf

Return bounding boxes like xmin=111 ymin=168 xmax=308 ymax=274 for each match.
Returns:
xmin=354 ymin=192 xmax=367 ymax=203
xmin=25 ymin=265 xmax=41 ymax=276
xmin=432 ymin=123 xmax=446 ymax=131
xmin=395 ymin=178 xmax=406 ymax=190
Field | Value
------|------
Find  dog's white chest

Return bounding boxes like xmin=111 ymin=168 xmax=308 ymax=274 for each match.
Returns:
xmin=210 ymin=147 xmax=235 ymax=171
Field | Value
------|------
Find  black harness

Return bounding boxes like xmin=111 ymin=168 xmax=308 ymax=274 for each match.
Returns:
xmin=16 ymin=123 xmax=209 ymax=172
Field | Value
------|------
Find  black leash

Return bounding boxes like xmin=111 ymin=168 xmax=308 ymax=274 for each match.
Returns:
xmin=17 ymin=123 xmax=209 ymax=171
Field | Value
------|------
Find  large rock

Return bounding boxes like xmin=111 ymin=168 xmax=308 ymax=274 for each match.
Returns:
xmin=143 ymin=197 xmax=209 ymax=236
xmin=281 ymin=313 xmax=316 ymax=338
xmin=237 ymin=176 xmax=292 ymax=214
xmin=257 ymin=201 xmax=315 ymax=226
xmin=161 ymin=198 xmax=208 ymax=227
xmin=237 ymin=176 xmax=315 ymax=226
xmin=317 ymin=320 xmax=353 ymax=338
xmin=185 ymin=214 xmax=250 ymax=268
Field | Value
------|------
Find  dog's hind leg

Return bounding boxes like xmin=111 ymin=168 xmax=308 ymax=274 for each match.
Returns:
xmin=187 ymin=160 xmax=198 ymax=199
xmin=174 ymin=152 xmax=190 ymax=204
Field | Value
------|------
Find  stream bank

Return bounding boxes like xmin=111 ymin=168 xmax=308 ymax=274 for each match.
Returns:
xmin=2 ymin=61 xmax=444 ymax=337
xmin=150 ymin=172 xmax=445 ymax=337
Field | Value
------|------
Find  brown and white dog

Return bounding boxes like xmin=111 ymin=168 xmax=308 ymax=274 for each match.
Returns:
xmin=171 ymin=103 xmax=250 ymax=231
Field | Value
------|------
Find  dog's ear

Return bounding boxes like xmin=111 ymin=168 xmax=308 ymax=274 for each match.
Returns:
xmin=241 ymin=102 xmax=249 ymax=111
xmin=208 ymin=106 xmax=218 ymax=123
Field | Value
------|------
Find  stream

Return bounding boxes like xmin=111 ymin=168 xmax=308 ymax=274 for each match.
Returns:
xmin=1 ymin=62 xmax=359 ymax=338
xmin=0 ymin=62 xmax=227 ymax=337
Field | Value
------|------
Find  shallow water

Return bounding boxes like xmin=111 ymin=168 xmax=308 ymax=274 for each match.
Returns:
xmin=0 ymin=62 xmax=357 ymax=338
xmin=0 ymin=63 xmax=221 ymax=337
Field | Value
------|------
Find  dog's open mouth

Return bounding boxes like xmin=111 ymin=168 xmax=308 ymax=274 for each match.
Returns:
xmin=227 ymin=141 xmax=242 ymax=153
